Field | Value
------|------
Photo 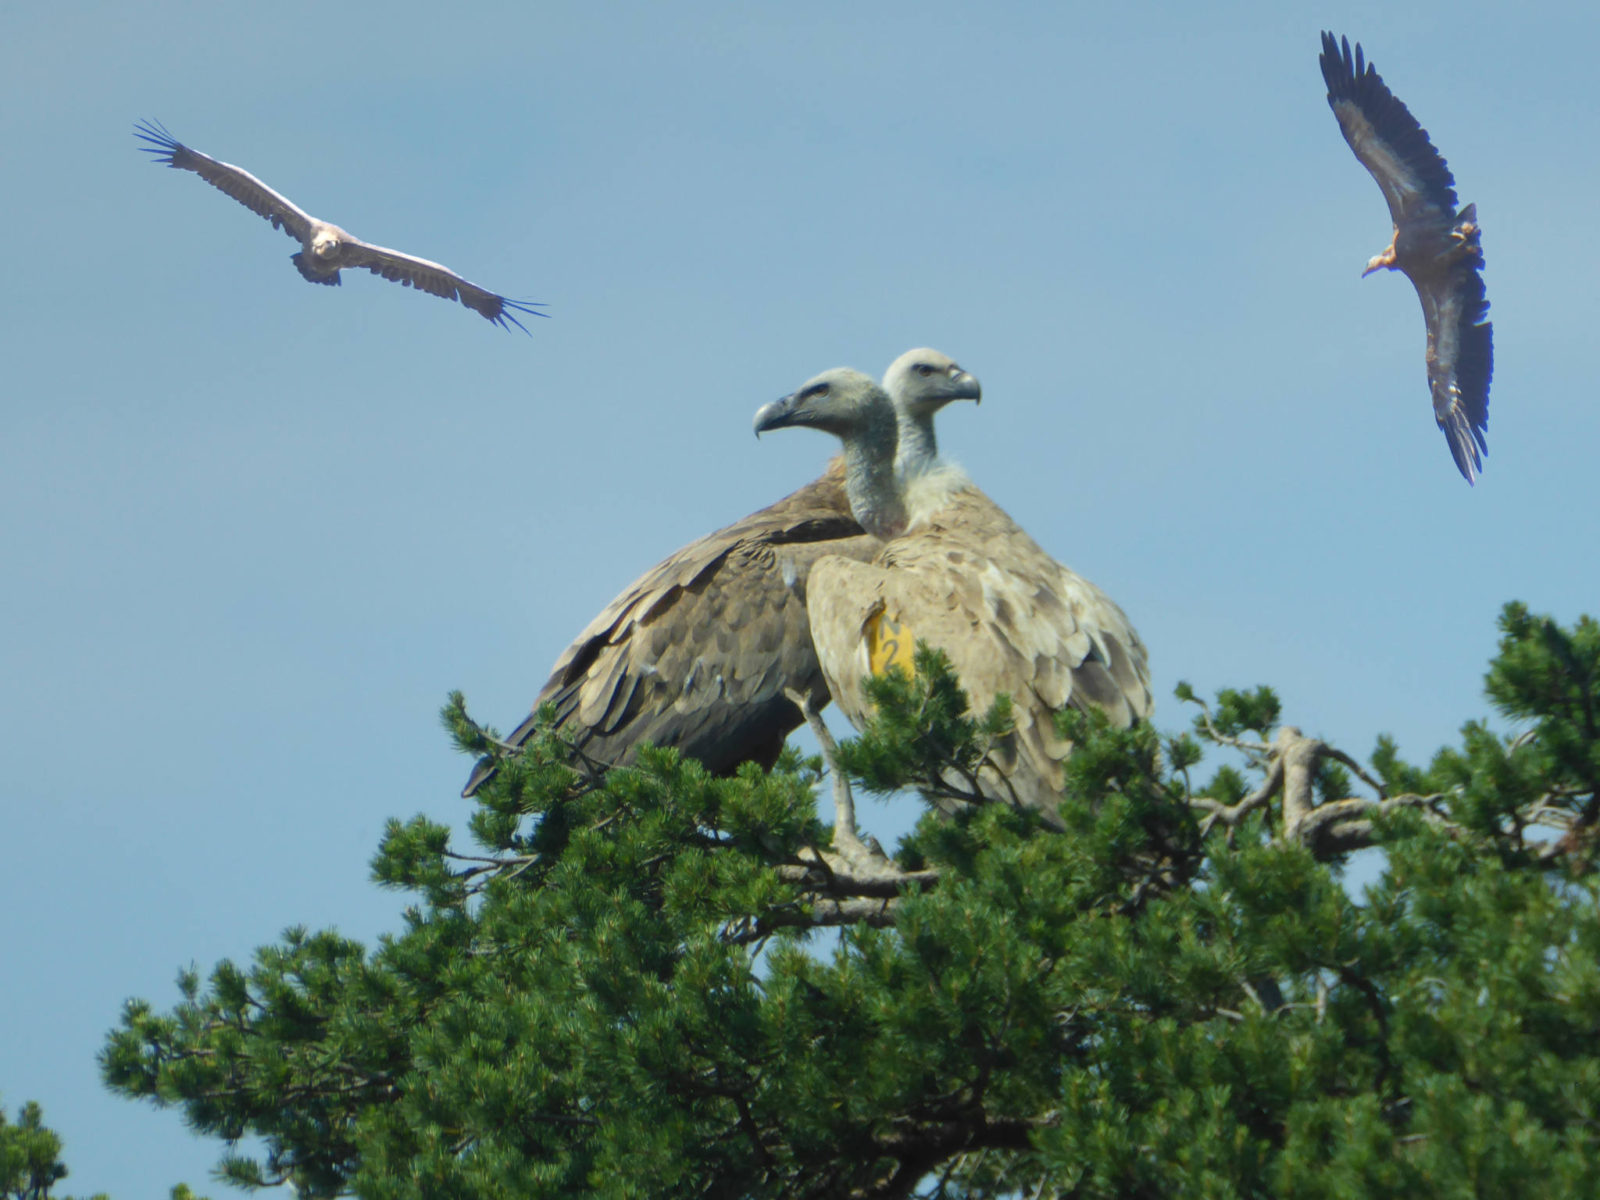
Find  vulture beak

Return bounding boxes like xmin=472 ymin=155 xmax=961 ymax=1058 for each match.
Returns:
xmin=951 ymin=369 xmax=981 ymax=405
xmin=753 ymin=392 xmax=803 ymax=437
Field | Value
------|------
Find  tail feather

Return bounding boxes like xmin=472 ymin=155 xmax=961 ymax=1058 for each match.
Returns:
xmin=291 ymin=252 xmax=340 ymax=287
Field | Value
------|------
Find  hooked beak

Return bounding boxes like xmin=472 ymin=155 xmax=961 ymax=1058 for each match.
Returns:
xmin=952 ymin=369 xmax=981 ymax=405
xmin=753 ymin=391 xmax=803 ymax=437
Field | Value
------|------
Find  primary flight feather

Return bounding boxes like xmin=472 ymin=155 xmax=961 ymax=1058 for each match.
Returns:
xmin=134 ymin=119 xmax=544 ymax=332
xmin=1318 ymin=33 xmax=1493 ymax=484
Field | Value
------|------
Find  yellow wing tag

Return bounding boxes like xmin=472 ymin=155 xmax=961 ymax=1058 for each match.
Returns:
xmin=866 ymin=612 xmax=914 ymax=679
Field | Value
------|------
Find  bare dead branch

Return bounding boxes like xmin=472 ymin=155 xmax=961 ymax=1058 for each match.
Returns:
xmin=1190 ymin=757 xmax=1284 ymax=834
xmin=1182 ymin=693 xmax=1273 ymax=757
xmin=722 ymin=896 xmax=904 ymax=945
xmin=1320 ymin=743 xmax=1391 ymax=799
xmin=774 ymin=862 xmax=942 ymax=897
xmin=1183 ymin=719 xmax=1482 ymax=858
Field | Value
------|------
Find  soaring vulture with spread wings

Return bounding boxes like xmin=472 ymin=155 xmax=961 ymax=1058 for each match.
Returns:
xmin=755 ymin=356 xmax=1152 ymax=826
xmin=1318 ymin=33 xmax=1493 ymax=484
xmin=134 ymin=120 xmax=543 ymax=332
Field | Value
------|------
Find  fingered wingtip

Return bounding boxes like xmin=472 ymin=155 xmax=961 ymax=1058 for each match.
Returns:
xmin=1439 ymin=410 xmax=1487 ymax=486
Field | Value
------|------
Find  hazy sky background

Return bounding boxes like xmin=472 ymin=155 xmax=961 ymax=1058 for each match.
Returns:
xmin=4 ymin=2 xmax=1597 ymax=1193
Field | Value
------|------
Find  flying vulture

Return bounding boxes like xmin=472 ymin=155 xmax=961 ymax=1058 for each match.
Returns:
xmin=1318 ymin=33 xmax=1493 ymax=484
xmin=755 ymin=360 xmax=1152 ymax=826
xmin=134 ymin=120 xmax=543 ymax=332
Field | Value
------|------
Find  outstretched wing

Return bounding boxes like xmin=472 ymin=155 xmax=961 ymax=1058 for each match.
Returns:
xmin=134 ymin=119 xmax=315 ymax=244
xmin=1319 ymin=33 xmax=1459 ymax=229
xmin=335 ymin=237 xmax=546 ymax=333
xmin=1412 ymin=213 xmax=1493 ymax=483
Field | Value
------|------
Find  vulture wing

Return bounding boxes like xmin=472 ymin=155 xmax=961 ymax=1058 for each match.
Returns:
xmin=335 ymin=237 xmax=547 ymax=333
xmin=1413 ymin=212 xmax=1492 ymax=482
xmin=134 ymin=119 xmax=315 ymax=244
xmin=463 ymin=459 xmax=878 ymax=795
xmin=1318 ymin=33 xmax=1458 ymax=230
xmin=1318 ymin=33 xmax=1492 ymax=484
xmin=808 ymin=473 xmax=1151 ymax=825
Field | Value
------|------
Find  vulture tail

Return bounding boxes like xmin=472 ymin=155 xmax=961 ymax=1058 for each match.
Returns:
xmin=291 ymin=252 xmax=340 ymax=286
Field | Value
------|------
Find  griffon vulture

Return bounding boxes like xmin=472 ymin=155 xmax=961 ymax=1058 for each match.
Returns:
xmin=1318 ymin=33 xmax=1493 ymax=484
xmin=461 ymin=351 xmax=989 ymax=796
xmin=134 ymin=120 xmax=543 ymax=332
xmin=755 ymin=361 xmax=1152 ymax=825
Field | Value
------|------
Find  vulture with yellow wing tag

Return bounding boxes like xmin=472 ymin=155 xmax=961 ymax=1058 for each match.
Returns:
xmin=755 ymin=351 xmax=1151 ymax=825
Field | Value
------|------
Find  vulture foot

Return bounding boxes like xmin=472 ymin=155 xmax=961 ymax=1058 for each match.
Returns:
xmin=785 ymin=687 xmax=894 ymax=875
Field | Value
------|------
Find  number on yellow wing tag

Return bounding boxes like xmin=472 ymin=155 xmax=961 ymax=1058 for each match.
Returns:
xmin=866 ymin=612 xmax=914 ymax=679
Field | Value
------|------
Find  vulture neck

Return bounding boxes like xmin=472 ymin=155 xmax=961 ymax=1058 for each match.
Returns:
xmin=893 ymin=410 xmax=970 ymax=528
xmin=895 ymin=412 xmax=939 ymax=479
xmin=839 ymin=417 xmax=907 ymax=539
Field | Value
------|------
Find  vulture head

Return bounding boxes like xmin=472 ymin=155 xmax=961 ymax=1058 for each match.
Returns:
xmin=883 ymin=348 xmax=981 ymax=418
xmin=310 ymin=227 xmax=343 ymax=261
xmin=1362 ymin=245 xmax=1398 ymax=277
xmin=883 ymin=347 xmax=981 ymax=478
xmin=753 ymin=368 xmax=896 ymax=441
xmin=754 ymin=367 xmax=906 ymax=537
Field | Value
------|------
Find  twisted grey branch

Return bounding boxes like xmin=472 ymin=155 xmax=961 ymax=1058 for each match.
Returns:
xmin=1189 ymin=724 xmax=1455 ymax=856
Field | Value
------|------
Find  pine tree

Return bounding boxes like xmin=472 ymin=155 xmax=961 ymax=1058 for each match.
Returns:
xmin=0 ymin=1098 xmax=108 ymax=1200
xmin=101 ymin=603 xmax=1600 ymax=1197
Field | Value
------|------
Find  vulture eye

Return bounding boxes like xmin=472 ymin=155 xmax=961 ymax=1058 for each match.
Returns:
xmin=915 ymin=364 xmax=936 ymax=377
xmin=801 ymin=383 xmax=831 ymax=401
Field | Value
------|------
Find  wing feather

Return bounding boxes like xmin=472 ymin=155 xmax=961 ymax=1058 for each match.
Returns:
xmin=1414 ymin=247 xmax=1493 ymax=483
xmin=463 ymin=460 xmax=878 ymax=795
xmin=1318 ymin=33 xmax=1458 ymax=228
xmin=808 ymin=481 xmax=1151 ymax=824
xmin=134 ymin=119 xmax=315 ymax=244
xmin=335 ymin=238 xmax=547 ymax=332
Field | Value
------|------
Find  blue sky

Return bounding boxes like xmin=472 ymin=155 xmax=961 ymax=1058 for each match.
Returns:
xmin=4 ymin=2 xmax=1597 ymax=1194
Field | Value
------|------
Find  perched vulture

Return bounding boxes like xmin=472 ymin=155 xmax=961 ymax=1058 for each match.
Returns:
xmin=461 ymin=459 xmax=878 ymax=796
xmin=755 ymin=361 xmax=1152 ymax=826
xmin=1318 ymin=33 xmax=1493 ymax=484
xmin=461 ymin=349 xmax=989 ymax=796
xmin=134 ymin=120 xmax=543 ymax=332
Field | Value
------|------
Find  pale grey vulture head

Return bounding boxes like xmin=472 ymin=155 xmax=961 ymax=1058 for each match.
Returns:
xmin=881 ymin=347 xmax=981 ymax=476
xmin=753 ymin=368 xmax=895 ymax=440
xmin=754 ymin=368 xmax=906 ymax=538
xmin=882 ymin=348 xmax=981 ymax=417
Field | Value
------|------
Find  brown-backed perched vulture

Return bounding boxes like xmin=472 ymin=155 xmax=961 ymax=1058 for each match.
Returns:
xmin=1318 ymin=33 xmax=1493 ymax=484
xmin=134 ymin=120 xmax=543 ymax=332
xmin=461 ymin=350 xmax=991 ymax=795
xmin=461 ymin=459 xmax=879 ymax=796
xmin=755 ymin=357 xmax=1152 ymax=826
